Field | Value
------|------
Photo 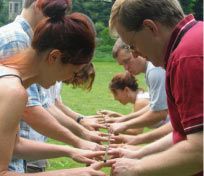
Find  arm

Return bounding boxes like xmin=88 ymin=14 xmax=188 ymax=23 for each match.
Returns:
xmin=13 ymin=137 xmax=105 ymax=165
xmin=109 ymin=110 xmax=167 ymax=134
xmin=23 ymin=106 xmax=80 ymax=147
xmin=47 ymin=104 xmax=87 ymax=138
xmin=0 ymin=84 xmax=28 ymax=175
xmin=132 ymin=122 xmax=172 ymax=144
xmin=47 ymin=104 xmax=107 ymax=143
xmin=55 ymin=98 xmax=106 ymax=131
xmin=97 ymin=109 xmax=123 ymax=117
xmin=135 ymin=132 xmax=203 ymax=176
xmin=55 ymin=98 xmax=80 ymax=121
xmin=109 ymin=133 xmax=173 ymax=160
xmin=134 ymin=133 xmax=173 ymax=159
xmin=113 ymin=122 xmax=172 ymax=145
xmin=23 ymin=106 xmax=103 ymax=151
xmin=134 ymin=122 xmax=172 ymax=144
xmin=116 ymin=105 xmax=149 ymax=122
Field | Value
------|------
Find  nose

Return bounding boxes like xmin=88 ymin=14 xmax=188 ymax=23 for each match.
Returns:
xmin=132 ymin=51 xmax=140 ymax=58
xmin=124 ymin=64 xmax=128 ymax=70
xmin=124 ymin=64 xmax=130 ymax=72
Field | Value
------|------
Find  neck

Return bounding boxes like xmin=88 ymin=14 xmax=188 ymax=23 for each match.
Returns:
xmin=141 ymin=58 xmax=148 ymax=73
xmin=128 ymin=90 xmax=137 ymax=104
xmin=156 ymin=25 xmax=174 ymax=67
xmin=21 ymin=8 xmax=40 ymax=31
xmin=18 ymin=49 xmax=40 ymax=88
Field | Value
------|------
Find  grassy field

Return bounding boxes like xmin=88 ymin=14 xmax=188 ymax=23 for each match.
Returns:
xmin=47 ymin=61 xmax=146 ymax=172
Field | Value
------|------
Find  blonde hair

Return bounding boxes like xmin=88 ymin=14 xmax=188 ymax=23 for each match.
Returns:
xmin=109 ymin=0 xmax=126 ymax=36
xmin=109 ymin=0 xmax=184 ymax=35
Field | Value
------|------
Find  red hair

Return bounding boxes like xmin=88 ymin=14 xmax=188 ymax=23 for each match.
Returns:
xmin=109 ymin=72 xmax=139 ymax=93
xmin=32 ymin=3 xmax=96 ymax=64
xmin=1 ymin=0 xmax=95 ymax=68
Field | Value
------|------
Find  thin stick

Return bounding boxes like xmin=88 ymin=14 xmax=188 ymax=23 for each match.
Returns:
xmin=104 ymin=115 xmax=111 ymax=163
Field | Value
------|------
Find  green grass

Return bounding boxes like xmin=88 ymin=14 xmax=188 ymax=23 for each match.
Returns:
xmin=47 ymin=61 xmax=146 ymax=172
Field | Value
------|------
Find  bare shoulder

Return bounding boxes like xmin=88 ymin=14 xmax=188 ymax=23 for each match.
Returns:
xmin=0 ymin=79 xmax=27 ymax=105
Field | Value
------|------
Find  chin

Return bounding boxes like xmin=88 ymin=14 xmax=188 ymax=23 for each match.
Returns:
xmin=39 ymin=84 xmax=50 ymax=89
xmin=39 ymin=82 xmax=56 ymax=89
xmin=147 ymin=58 xmax=163 ymax=67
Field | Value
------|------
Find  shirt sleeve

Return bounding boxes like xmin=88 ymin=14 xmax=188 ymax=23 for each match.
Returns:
xmin=172 ymin=57 xmax=203 ymax=134
xmin=26 ymin=84 xmax=42 ymax=107
xmin=148 ymin=67 xmax=168 ymax=111
xmin=0 ymin=41 xmax=28 ymax=59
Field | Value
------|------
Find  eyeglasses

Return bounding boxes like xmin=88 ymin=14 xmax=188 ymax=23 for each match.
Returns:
xmin=121 ymin=44 xmax=135 ymax=53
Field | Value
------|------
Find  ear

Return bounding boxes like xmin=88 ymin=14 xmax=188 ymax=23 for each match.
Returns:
xmin=143 ymin=19 xmax=159 ymax=36
xmin=33 ymin=0 xmax=40 ymax=12
xmin=47 ymin=49 xmax=63 ymax=64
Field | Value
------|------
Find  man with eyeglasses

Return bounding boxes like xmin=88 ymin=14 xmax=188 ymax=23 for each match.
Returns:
xmin=106 ymin=38 xmax=169 ymax=135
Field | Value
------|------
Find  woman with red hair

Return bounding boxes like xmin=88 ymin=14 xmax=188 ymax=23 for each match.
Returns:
xmin=0 ymin=0 xmax=105 ymax=175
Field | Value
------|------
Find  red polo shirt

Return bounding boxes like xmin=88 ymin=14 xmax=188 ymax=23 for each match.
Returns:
xmin=165 ymin=15 xmax=203 ymax=176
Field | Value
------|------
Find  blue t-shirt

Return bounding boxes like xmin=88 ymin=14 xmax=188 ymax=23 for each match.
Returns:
xmin=145 ymin=61 xmax=167 ymax=111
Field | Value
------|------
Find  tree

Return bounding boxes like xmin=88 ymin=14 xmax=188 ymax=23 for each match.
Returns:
xmin=0 ymin=0 xmax=9 ymax=26
xmin=0 ymin=0 xmax=3 ymax=12
xmin=179 ymin=0 xmax=203 ymax=20
xmin=72 ymin=0 xmax=112 ymax=26
xmin=193 ymin=0 xmax=203 ymax=20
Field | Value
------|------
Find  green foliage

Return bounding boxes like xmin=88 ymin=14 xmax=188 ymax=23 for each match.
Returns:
xmin=94 ymin=27 xmax=115 ymax=62
xmin=95 ymin=21 xmax=105 ymax=36
xmin=0 ymin=0 xmax=3 ymax=11
xmin=179 ymin=0 xmax=203 ymax=20
xmin=72 ymin=0 xmax=113 ymax=26
xmin=179 ymin=0 xmax=195 ymax=14
xmin=99 ymin=27 xmax=115 ymax=46
xmin=0 ymin=0 xmax=9 ymax=27
xmin=193 ymin=0 xmax=203 ymax=20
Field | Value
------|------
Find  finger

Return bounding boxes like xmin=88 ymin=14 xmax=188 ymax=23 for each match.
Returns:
xmin=96 ymin=111 xmax=102 ymax=115
xmin=97 ymin=118 xmax=106 ymax=121
xmin=92 ymin=170 xmax=106 ymax=176
xmin=96 ymin=145 xmax=106 ymax=151
xmin=96 ymin=136 xmax=109 ymax=142
xmin=79 ymin=157 xmax=95 ymax=165
xmin=91 ymin=115 xmax=104 ymax=119
xmin=97 ymin=110 xmax=108 ymax=114
xmin=88 ymin=151 xmax=106 ymax=158
xmin=105 ymin=120 xmax=115 ymax=123
xmin=91 ymin=161 xmax=106 ymax=170
xmin=108 ymin=149 xmax=120 ymax=155
xmin=98 ymin=132 xmax=109 ymax=137
xmin=95 ymin=124 xmax=107 ymax=129
xmin=109 ymin=144 xmax=120 ymax=148
xmin=91 ymin=160 xmax=116 ymax=170
xmin=111 ymin=136 xmax=123 ymax=144
xmin=105 ymin=123 xmax=111 ymax=128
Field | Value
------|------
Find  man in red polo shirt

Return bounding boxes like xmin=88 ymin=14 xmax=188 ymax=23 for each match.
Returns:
xmin=106 ymin=0 xmax=203 ymax=175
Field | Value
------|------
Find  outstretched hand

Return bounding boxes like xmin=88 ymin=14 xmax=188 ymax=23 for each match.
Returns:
xmin=97 ymin=110 xmax=123 ymax=118
xmin=81 ymin=115 xmax=106 ymax=131
xmin=71 ymin=149 xmax=106 ymax=164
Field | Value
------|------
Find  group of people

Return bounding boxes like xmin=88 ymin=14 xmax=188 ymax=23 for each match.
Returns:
xmin=0 ymin=0 xmax=202 ymax=176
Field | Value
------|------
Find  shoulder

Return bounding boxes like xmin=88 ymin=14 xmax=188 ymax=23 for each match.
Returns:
xmin=0 ymin=22 xmax=30 ymax=52
xmin=147 ymin=66 xmax=166 ymax=83
xmin=172 ymin=22 xmax=203 ymax=61
xmin=0 ymin=80 xmax=27 ymax=126
xmin=0 ymin=79 xmax=27 ymax=104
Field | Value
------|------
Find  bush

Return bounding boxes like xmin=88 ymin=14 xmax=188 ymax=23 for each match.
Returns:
xmin=94 ymin=45 xmax=113 ymax=62
xmin=93 ymin=26 xmax=116 ymax=62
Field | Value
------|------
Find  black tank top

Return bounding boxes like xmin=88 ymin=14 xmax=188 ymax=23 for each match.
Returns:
xmin=0 ymin=74 xmax=23 ymax=85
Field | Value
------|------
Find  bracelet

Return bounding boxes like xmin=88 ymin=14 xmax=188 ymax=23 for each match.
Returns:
xmin=76 ymin=116 xmax=84 ymax=123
